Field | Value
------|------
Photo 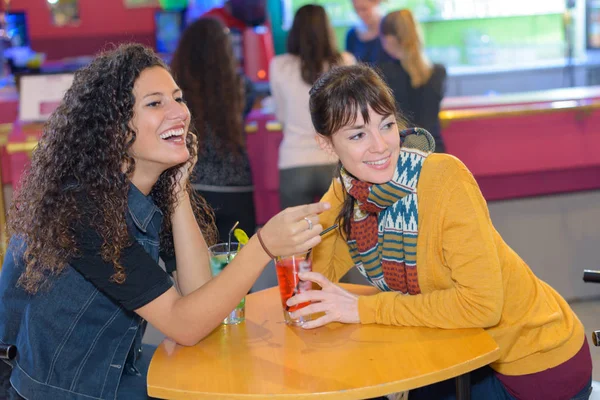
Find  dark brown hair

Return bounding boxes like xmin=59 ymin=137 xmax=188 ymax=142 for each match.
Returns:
xmin=287 ymin=4 xmax=343 ymax=85
xmin=170 ymin=17 xmax=245 ymax=155
xmin=309 ymin=64 xmax=407 ymax=238
xmin=9 ymin=43 xmax=216 ymax=294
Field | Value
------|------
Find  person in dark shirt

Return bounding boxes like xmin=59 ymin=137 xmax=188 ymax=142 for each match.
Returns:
xmin=171 ymin=17 xmax=257 ymax=242
xmin=378 ymin=9 xmax=447 ymax=153
xmin=346 ymin=0 xmax=394 ymax=63
xmin=0 ymin=43 xmax=329 ymax=400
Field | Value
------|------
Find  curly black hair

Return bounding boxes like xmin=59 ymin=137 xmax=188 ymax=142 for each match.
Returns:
xmin=8 ymin=43 xmax=216 ymax=294
xmin=170 ymin=17 xmax=245 ymax=156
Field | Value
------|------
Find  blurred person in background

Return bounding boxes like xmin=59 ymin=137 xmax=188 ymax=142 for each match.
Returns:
xmin=269 ymin=4 xmax=355 ymax=209
xmin=171 ymin=17 xmax=257 ymax=241
xmin=200 ymin=1 xmax=247 ymax=71
xmin=200 ymin=0 xmax=267 ymax=75
xmin=378 ymin=9 xmax=446 ymax=153
xmin=346 ymin=0 xmax=394 ymax=63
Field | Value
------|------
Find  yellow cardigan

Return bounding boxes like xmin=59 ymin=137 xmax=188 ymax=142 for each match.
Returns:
xmin=313 ymin=153 xmax=584 ymax=376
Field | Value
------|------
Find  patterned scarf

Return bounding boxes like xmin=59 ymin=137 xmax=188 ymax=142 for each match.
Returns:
xmin=340 ymin=128 xmax=435 ymax=294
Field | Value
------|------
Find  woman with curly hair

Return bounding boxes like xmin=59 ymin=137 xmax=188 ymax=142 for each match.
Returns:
xmin=0 ymin=43 xmax=329 ymax=400
xmin=170 ymin=17 xmax=256 ymax=242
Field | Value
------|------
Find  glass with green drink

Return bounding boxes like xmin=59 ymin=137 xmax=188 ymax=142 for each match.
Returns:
xmin=208 ymin=242 xmax=245 ymax=325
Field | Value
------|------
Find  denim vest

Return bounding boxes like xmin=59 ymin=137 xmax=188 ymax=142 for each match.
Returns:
xmin=0 ymin=184 xmax=164 ymax=400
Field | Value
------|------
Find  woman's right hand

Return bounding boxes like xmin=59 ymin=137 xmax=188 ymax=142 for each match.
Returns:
xmin=258 ymin=202 xmax=330 ymax=257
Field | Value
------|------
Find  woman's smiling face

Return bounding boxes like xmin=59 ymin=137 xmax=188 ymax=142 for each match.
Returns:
xmin=128 ymin=66 xmax=191 ymax=175
xmin=319 ymin=106 xmax=400 ymax=184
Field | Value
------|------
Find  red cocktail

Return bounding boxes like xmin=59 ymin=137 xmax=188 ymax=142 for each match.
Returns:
xmin=275 ymin=254 xmax=313 ymax=326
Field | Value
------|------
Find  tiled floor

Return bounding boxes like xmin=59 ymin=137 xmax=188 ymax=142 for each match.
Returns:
xmin=570 ymin=299 xmax=600 ymax=381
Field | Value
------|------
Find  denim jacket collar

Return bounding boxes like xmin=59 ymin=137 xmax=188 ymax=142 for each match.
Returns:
xmin=127 ymin=183 xmax=163 ymax=233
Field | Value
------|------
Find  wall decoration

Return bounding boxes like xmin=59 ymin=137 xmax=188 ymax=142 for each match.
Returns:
xmin=124 ymin=0 xmax=159 ymax=8
xmin=48 ymin=0 xmax=80 ymax=27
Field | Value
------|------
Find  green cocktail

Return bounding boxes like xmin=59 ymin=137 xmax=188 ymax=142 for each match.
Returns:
xmin=208 ymin=243 xmax=245 ymax=325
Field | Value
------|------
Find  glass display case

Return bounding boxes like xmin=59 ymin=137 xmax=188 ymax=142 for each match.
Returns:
xmin=283 ymin=0 xmax=565 ymax=28
xmin=587 ymin=0 xmax=600 ymax=48
xmin=280 ymin=0 xmax=569 ymax=67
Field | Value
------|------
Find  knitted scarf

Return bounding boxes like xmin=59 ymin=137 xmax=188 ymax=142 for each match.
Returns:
xmin=340 ymin=128 xmax=435 ymax=294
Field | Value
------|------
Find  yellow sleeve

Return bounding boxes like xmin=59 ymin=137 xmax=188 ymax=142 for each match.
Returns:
xmin=358 ymin=165 xmax=504 ymax=328
xmin=312 ymin=180 xmax=355 ymax=283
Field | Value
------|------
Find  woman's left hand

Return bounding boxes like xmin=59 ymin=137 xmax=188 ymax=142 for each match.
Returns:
xmin=174 ymin=132 xmax=198 ymax=200
xmin=286 ymin=271 xmax=360 ymax=329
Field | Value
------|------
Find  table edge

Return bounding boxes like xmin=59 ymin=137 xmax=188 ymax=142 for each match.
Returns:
xmin=147 ymin=346 xmax=500 ymax=399
xmin=148 ymin=284 xmax=501 ymax=399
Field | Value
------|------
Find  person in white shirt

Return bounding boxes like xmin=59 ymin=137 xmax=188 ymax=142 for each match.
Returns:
xmin=269 ymin=4 xmax=356 ymax=209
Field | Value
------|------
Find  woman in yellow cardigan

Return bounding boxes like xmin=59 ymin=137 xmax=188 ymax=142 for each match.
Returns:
xmin=285 ymin=64 xmax=592 ymax=399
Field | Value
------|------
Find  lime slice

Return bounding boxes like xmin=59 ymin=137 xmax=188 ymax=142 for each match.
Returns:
xmin=234 ymin=228 xmax=250 ymax=247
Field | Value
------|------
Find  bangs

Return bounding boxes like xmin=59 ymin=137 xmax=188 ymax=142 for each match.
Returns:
xmin=325 ymin=73 xmax=397 ymax=135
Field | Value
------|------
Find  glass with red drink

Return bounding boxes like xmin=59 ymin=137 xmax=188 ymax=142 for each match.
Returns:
xmin=275 ymin=254 xmax=313 ymax=326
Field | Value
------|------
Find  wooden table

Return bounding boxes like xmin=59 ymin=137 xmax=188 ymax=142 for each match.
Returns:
xmin=147 ymin=284 xmax=500 ymax=400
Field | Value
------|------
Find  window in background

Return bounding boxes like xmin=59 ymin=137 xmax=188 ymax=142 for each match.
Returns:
xmin=186 ymin=0 xmax=224 ymax=23
xmin=5 ymin=11 xmax=29 ymax=48
xmin=587 ymin=0 xmax=600 ymax=49
xmin=280 ymin=0 xmax=569 ymax=67
xmin=155 ymin=9 xmax=187 ymax=54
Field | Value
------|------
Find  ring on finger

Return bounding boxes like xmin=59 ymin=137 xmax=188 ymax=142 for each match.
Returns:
xmin=304 ymin=217 xmax=313 ymax=230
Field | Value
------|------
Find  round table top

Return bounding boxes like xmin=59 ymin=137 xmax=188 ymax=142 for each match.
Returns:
xmin=147 ymin=284 xmax=500 ymax=400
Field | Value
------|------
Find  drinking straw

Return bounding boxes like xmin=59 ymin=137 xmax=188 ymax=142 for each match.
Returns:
xmin=305 ymin=223 xmax=338 ymax=260
xmin=227 ymin=221 xmax=239 ymax=261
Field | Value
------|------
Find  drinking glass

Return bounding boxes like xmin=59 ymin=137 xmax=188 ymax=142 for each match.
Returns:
xmin=275 ymin=253 xmax=313 ymax=326
xmin=208 ymin=242 xmax=245 ymax=325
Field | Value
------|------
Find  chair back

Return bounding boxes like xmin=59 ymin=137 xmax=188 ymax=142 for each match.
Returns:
xmin=583 ymin=270 xmax=600 ymax=346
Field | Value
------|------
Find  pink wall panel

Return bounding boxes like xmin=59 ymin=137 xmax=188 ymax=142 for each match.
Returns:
xmin=9 ymin=0 xmax=157 ymax=59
